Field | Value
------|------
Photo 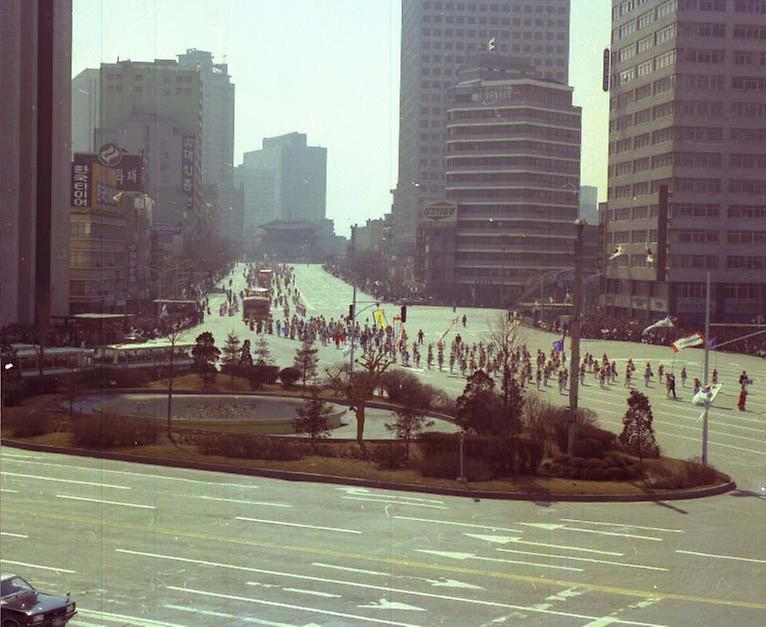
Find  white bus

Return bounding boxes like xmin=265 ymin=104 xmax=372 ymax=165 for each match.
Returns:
xmin=94 ymin=339 xmax=195 ymax=369
xmin=12 ymin=345 xmax=95 ymax=378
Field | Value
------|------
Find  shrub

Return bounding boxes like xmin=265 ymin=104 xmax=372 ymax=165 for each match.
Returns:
xmin=644 ymin=458 xmax=716 ymax=489
xmin=380 ymin=370 xmax=420 ymax=404
xmin=371 ymin=442 xmax=408 ymax=470
xmin=552 ymin=407 xmax=603 ymax=453
xmin=572 ymin=438 xmax=606 ymax=459
xmin=418 ymin=432 xmax=458 ymax=457
xmin=586 ymin=458 xmax=608 ymax=470
xmin=606 ymin=466 xmax=627 ymax=481
xmin=247 ymin=365 xmax=280 ymax=389
xmin=70 ymin=413 xmax=158 ymax=448
xmin=4 ymin=410 xmax=49 ymax=437
xmin=683 ymin=457 xmax=719 ymax=486
xmin=197 ymin=433 xmax=305 ymax=461
xmin=418 ymin=453 xmax=493 ymax=481
xmin=278 ymin=367 xmax=301 ymax=388
xmin=589 ymin=468 xmax=607 ymax=481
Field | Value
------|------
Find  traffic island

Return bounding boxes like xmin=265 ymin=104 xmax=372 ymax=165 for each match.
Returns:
xmin=1 ymin=396 xmax=734 ymax=502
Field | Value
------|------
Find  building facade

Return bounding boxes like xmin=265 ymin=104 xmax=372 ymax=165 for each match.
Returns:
xmin=238 ymin=132 xmax=327 ymax=239
xmin=579 ymin=185 xmax=599 ymax=224
xmin=418 ymin=53 xmax=581 ymax=307
xmin=97 ymin=59 xmax=204 ymax=237
xmin=392 ymin=0 xmax=571 ymax=253
xmin=0 ymin=0 xmax=72 ymax=326
xmin=71 ymin=68 xmax=100 ymax=154
xmin=604 ymin=0 xmax=766 ymax=322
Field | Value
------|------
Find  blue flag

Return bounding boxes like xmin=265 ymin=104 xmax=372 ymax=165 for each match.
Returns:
xmin=552 ymin=339 xmax=564 ymax=353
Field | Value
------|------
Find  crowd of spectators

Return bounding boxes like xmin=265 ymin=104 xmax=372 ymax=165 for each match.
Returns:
xmin=533 ymin=311 xmax=766 ymax=358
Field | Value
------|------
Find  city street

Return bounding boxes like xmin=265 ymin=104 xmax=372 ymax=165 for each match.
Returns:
xmin=2 ymin=262 xmax=765 ymax=625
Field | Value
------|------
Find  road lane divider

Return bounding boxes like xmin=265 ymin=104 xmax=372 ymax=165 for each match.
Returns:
xmin=394 ymin=515 xmax=524 ymax=534
xmin=76 ymin=608 xmax=187 ymax=627
xmin=342 ymin=495 xmax=448 ymax=509
xmin=463 ymin=534 xmax=624 ymax=556
xmin=520 ymin=522 xmax=663 ymax=541
xmin=558 ymin=519 xmax=684 ymax=534
xmin=55 ymin=494 xmax=155 ymax=509
xmin=312 ymin=562 xmax=484 ymax=590
xmin=675 ymin=550 xmax=766 ymax=564
xmin=416 ymin=549 xmax=584 ymax=572
xmin=195 ymin=495 xmax=291 ymax=508
xmin=6 ymin=508 xmax=764 ymax=612
xmin=0 ymin=531 xmax=28 ymax=538
xmin=1 ymin=471 xmax=131 ymax=489
xmin=167 ymin=585 xmax=420 ymax=627
xmin=235 ymin=516 xmax=361 ymax=534
xmin=163 ymin=604 xmax=297 ymax=626
xmin=0 ymin=559 xmax=75 ymax=574
xmin=495 ymin=548 xmax=668 ymax=572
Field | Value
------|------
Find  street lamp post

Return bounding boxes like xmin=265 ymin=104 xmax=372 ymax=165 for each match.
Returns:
xmin=702 ymin=270 xmax=711 ymax=465
xmin=567 ymin=219 xmax=585 ymax=454
xmin=456 ymin=431 xmax=467 ymax=482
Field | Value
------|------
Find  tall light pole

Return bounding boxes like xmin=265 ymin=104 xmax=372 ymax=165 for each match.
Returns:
xmin=702 ymin=269 xmax=711 ymax=465
xmin=568 ymin=219 xmax=585 ymax=454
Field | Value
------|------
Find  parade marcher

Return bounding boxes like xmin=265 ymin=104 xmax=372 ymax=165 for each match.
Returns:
xmin=666 ymin=372 xmax=677 ymax=399
xmin=738 ymin=384 xmax=748 ymax=411
xmin=417 ymin=329 xmax=424 ymax=345
xmin=693 ymin=377 xmax=701 ymax=395
xmin=712 ymin=368 xmax=719 ymax=385
xmin=739 ymin=370 xmax=751 ymax=387
xmin=680 ymin=366 xmax=687 ymax=387
xmin=658 ymin=363 xmax=664 ymax=383
xmin=462 ymin=314 xmax=467 ymax=327
xmin=644 ymin=363 xmax=653 ymax=387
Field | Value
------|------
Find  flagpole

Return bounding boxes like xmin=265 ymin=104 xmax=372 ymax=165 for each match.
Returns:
xmin=702 ymin=269 xmax=710 ymax=466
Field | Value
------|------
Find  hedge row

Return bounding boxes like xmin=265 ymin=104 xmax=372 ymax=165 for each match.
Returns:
xmin=541 ymin=452 xmax=643 ymax=481
xmin=70 ymin=413 xmax=159 ymax=448
xmin=196 ymin=433 xmax=307 ymax=460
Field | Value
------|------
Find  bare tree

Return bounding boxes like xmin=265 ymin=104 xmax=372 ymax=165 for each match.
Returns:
xmin=325 ymin=344 xmax=393 ymax=446
xmin=487 ymin=312 xmax=523 ymax=415
xmin=164 ymin=324 xmax=187 ymax=442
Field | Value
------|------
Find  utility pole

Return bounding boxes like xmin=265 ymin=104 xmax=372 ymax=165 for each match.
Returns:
xmin=568 ymin=220 xmax=585 ymax=454
xmin=702 ymin=269 xmax=711 ymax=465
xmin=349 ymin=283 xmax=357 ymax=374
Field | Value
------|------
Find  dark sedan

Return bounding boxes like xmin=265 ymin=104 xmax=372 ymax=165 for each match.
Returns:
xmin=0 ymin=575 xmax=76 ymax=626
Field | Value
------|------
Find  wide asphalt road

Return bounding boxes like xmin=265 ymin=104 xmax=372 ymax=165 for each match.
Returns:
xmin=1 ymin=447 xmax=765 ymax=626
xmin=3 ymin=263 xmax=764 ymax=625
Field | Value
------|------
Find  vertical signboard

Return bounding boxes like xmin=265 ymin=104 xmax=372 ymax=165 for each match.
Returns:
xmin=71 ymin=154 xmax=92 ymax=207
xmin=602 ymin=48 xmax=610 ymax=92
xmin=182 ymin=136 xmax=195 ymax=214
xmin=127 ymin=243 xmax=138 ymax=287
xmin=71 ymin=145 xmax=143 ymax=209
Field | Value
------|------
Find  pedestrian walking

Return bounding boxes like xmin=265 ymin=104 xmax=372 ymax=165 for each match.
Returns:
xmin=680 ymin=367 xmax=687 ymax=387
xmin=666 ymin=372 xmax=677 ymax=399
xmin=462 ymin=314 xmax=467 ymax=327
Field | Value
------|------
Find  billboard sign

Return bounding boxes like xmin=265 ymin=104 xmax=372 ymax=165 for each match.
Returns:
xmin=151 ymin=224 xmax=183 ymax=236
xmin=182 ymin=136 xmax=195 ymax=214
xmin=423 ymin=201 xmax=458 ymax=224
xmin=127 ymin=243 xmax=137 ymax=287
xmin=71 ymin=145 xmax=143 ymax=209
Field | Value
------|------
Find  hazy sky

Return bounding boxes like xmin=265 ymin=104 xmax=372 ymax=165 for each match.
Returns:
xmin=72 ymin=0 xmax=610 ymax=236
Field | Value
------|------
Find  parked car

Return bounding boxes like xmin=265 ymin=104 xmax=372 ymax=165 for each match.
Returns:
xmin=0 ymin=574 xmax=76 ymax=626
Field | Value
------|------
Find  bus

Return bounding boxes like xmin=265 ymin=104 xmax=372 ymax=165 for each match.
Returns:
xmin=244 ymin=287 xmax=270 ymax=299
xmin=94 ymin=339 xmax=195 ymax=370
xmin=12 ymin=345 xmax=95 ymax=378
xmin=256 ymin=268 xmax=273 ymax=291
xmin=242 ymin=296 xmax=272 ymax=322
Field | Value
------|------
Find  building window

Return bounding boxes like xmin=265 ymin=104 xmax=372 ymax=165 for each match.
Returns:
xmin=655 ymin=23 xmax=677 ymax=44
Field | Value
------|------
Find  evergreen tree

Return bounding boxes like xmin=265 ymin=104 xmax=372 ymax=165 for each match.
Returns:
xmin=619 ymin=390 xmax=659 ymax=462
xmin=192 ymin=331 xmax=220 ymax=388
xmin=293 ymin=386 xmax=334 ymax=452
xmin=294 ymin=337 xmax=319 ymax=388
xmin=254 ymin=336 xmax=272 ymax=366
xmin=222 ymin=331 xmax=241 ymax=387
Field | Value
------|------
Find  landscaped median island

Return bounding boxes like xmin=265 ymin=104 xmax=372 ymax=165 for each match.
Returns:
xmin=0 ymin=371 xmax=733 ymax=500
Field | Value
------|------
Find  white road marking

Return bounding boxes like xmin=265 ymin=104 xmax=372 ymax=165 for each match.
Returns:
xmin=358 ymin=598 xmax=426 ymax=611
xmin=676 ymin=549 xmax=766 ymax=564
xmin=340 ymin=487 xmax=444 ymax=503
xmin=0 ymin=488 xmax=19 ymax=493
xmin=196 ymin=495 xmax=291 ymax=508
xmin=168 ymin=586 xmax=419 ymax=627
xmin=395 ymin=515 xmax=524 ymax=534
xmin=559 ymin=518 xmax=684 ymax=534
xmin=1 ymin=559 xmax=75 ymax=573
xmin=1 ymin=471 xmax=130 ymax=489
xmin=496 ymin=548 xmax=668 ymax=572
xmin=55 ymin=494 xmax=155 ymax=509
xmin=1 ymin=457 xmax=260 ymax=488
xmin=119 ymin=548 xmax=653 ymax=625
xmin=495 ymin=538 xmax=624 ymax=557
xmin=313 ymin=562 xmax=484 ymax=590
xmin=235 ymin=516 xmax=361 ymax=534
xmin=1 ymin=531 xmax=28 ymax=538
xmin=343 ymin=495 xmax=448 ymax=509
xmin=283 ymin=587 xmax=341 ymax=598
xmin=164 ymin=604 xmax=296 ymax=626
xmin=77 ymin=608 xmax=188 ymax=627
xmin=417 ymin=549 xmax=583 ymax=572
xmin=520 ymin=522 xmax=663 ymax=542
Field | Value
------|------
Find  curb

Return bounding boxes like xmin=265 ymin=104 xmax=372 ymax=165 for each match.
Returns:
xmin=1 ymin=438 xmax=736 ymax=503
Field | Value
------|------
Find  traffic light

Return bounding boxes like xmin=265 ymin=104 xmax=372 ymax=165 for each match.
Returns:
xmin=400 ymin=305 xmax=407 ymax=323
xmin=349 ymin=304 xmax=355 ymax=320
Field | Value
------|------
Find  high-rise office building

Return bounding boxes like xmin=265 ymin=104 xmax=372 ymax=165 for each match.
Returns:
xmin=579 ymin=185 xmax=599 ymax=224
xmin=417 ymin=53 xmax=581 ymax=306
xmin=71 ymin=68 xmax=100 ymax=153
xmin=97 ymin=59 xmax=203 ymax=231
xmin=393 ymin=0 xmax=571 ymax=251
xmin=604 ymin=0 xmax=766 ymax=321
xmin=238 ymin=132 xmax=327 ymax=231
xmin=1 ymin=0 xmax=72 ymax=326
xmin=177 ymin=49 xmax=235 ymax=192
